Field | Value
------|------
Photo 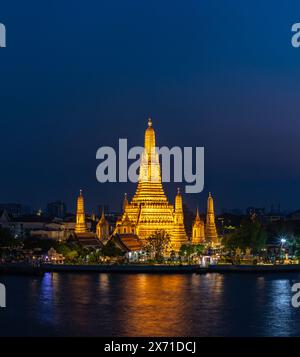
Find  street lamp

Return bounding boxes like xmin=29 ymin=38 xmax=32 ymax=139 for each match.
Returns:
xmin=280 ymin=238 xmax=287 ymax=262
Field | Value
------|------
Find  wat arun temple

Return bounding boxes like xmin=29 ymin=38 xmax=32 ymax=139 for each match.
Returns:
xmin=75 ymin=119 xmax=219 ymax=252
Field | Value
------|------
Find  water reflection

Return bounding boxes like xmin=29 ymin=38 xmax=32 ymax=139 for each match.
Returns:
xmin=2 ymin=273 xmax=300 ymax=336
xmin=116 ymin=274 xmax=197 ymax=336
xmin=263 ymin=279 xmax=295 ymax=336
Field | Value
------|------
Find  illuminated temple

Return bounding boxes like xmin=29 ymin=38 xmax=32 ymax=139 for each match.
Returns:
xmin=74 ymin=119 xmax=219 ymax=251
xmin=114 ymin=119 xmax=188 ymax=251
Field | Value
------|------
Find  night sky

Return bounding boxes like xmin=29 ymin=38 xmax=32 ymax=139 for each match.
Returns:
xmin=1 ymin=0 xmax=300 ymax=214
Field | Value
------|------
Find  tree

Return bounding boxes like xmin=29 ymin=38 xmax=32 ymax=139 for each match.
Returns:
xmin=23 ymin=237 xmax=55 ymax=252
xmin=0 ymin=228 xmax=21 ymax=248
xmin=144 ymin=230 xmax=171 ymax=262
xmin=102 ymin=240 xmax=123 ymax=257
xmin=222 ymin=218 xmax=267 ymax=254
xmin=65 ymin=250 xmax=79 ymax=262
xmin=179 ymin=244 xmax=205 ymax=262
xmin=87 ymin=250 xmax=103 ymax=264
xmin=287 ymin=235 xmax=300 ymax=258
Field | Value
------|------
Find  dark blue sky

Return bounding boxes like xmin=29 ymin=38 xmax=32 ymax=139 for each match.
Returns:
xmin=1 ymin=0 xmax=300 ymax=214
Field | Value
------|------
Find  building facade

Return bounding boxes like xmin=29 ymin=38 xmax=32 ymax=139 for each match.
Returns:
xmin=46 ymin=201 xmax=66 ymax=218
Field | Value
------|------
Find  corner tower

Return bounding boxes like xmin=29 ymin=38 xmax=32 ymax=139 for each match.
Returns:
xmin=75 ymin=190 xmax=87 ymax=234
xmin=205 ymin=192 xmax=218 ymax=244
xmin=172 ymin=188 xmax=188 ymax=251
xmin=192 ymin=208 xmax=205 ymax=244
xmin=96 ymin=210 xmax=109 ymax=242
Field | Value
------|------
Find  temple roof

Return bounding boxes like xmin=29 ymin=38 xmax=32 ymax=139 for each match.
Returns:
xmin=75 ymin=232 xmax=103 ymax=248
xmin=113 ymin=234 xmax=143 ymax=252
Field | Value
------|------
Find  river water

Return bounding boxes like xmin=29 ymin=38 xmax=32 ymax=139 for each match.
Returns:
xmin=1 ymin=272 xmax=300 ymax=336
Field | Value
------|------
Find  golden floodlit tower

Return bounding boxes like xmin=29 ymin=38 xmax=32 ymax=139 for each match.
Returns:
xmin=205 ymin=192 xmax=218 ymax=244
xmin=172 ymin=188 xmax=188 ymax=250
xmin=75 ymin=189 xmax=87 ymax=234
xmin=114 ymin=118 xmax=188 ymax=252
xmin=96 ymin=210 xmax=110 ymax=242
xmin=192 ymin=208 xmax=205 ymax=244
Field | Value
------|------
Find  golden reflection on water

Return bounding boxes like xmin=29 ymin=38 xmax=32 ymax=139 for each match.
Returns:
xmin=35 ymin=273 xmax=227 ymax=336
xmin=115 ymin=274 xmax=225 ymax=336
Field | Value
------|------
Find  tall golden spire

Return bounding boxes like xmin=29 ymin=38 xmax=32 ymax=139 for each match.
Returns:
xmin=206 ymin=192 xmax=215 ymax=224
xmin=205 ymin=192 xmax=218 ymax=244
xmin=144 ymin=117 xmax=156 ymax=156
xmin=75 ymin=189 xmax=87 ymax=234
xmin=195 ymin=207 xmax=200 ymax=221
xmin=131 ymin=119 xmax=167 ymax=203
xmin=122 ymin=193 xmax=129 ymax=212
xmin=175 ymin=188 xmax=183 ymax=215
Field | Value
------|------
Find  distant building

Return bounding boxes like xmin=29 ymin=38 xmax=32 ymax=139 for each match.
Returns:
xmin=0 ymin=211 xmax=88 ymax=241
xmin=30 ymin=222 xmax=66 ymax=241
xmin=0 ymin=210 xmax=11 ymax=230
xmin=264 ymin=214 xmax=284 ymax=223
xmin=0 ymin=203 xmax=31 ymax=218
xmin=46 ymin=248 xmax=65 ymax=264
xmin=110 ymin=234 xmax=144 ymax=262
xmin=221 ymin=208 xmax=243 ymax=215
xmin=246 ymin=206 xmax=286 ymax=224
xmin=246 ymin=207 xmax=266 ymax=217
xmin=217 ymin=213 xmax=244 ymax=229
xmin=97 ymin=205 xmax=110 ymax=216
xmin=286 ymin=210 xmax=300 ymax=221
xmin=46 ymin=201 xmax=66 ymax=218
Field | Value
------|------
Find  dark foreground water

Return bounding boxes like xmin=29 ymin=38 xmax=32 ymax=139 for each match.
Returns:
xmin=1 ymin=272 xmax=300 ymax=336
